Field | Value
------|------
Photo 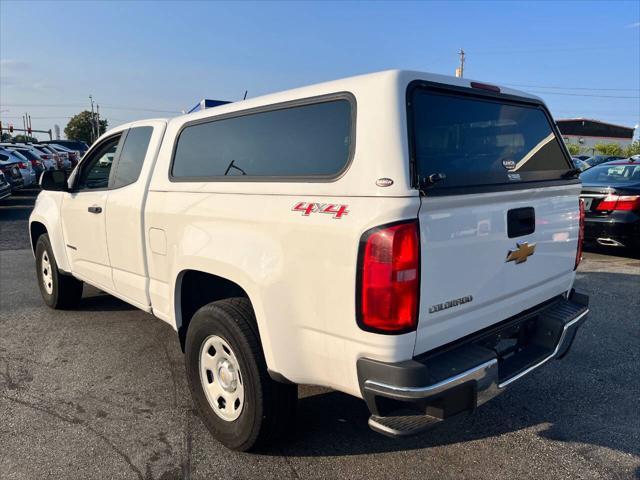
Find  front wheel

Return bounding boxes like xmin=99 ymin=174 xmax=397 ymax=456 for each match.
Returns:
xmin=35 ymin=234 xmax=83 ymax=309
xmin=185 ymin=298 xmax=297 ymax=451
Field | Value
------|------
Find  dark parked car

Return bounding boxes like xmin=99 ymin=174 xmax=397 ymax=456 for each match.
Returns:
xmin=571 ymin=157 xmax=590 ymax=171
xmin=579 ymin=159 xmax=640 ymax=250
xmin=31 ymin=145 xmax=64 ymax=170
xmin=40 ymin=139 xmax=88 ymax=156
xmin=0 ymin=171 xmax=11 ymax=200
xmin=0 ymin=154 xmax=25 ymax=191
xmin=5 ymin=145 xmax=46 ymax=175
xmin=585 ymin=155 xmax=626 ymax=168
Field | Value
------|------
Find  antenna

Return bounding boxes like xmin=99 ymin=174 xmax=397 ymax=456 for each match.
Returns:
xmin=243 ymin=90 xmax=248 ymax=100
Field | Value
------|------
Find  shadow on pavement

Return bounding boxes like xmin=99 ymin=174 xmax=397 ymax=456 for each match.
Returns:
xmin=263 ymin=382 xmax=638 ymax=459
xmin=254 ymin=270 xmax=639 ymax=460
xmin=76 ymin=290 xmax=139 ymax=312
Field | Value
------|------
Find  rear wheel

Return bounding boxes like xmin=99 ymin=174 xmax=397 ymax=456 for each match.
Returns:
xmin=35 ymin=234 xmax=83 ymax=309
xmin=185 ymin=298 xmax=297 ymax=451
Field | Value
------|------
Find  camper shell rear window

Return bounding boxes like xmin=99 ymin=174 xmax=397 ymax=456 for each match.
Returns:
xmin=407 ymin=82 xmax=574 ymax=194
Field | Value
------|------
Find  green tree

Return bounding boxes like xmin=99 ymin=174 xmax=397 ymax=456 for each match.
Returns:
xmin=13 ymin=134 xmax=38 ymax=143
xmin=566 ymin=143 xmax=582 ymax=156
xmin=1 ymin=132 xmax=12 ymax=142
xmin=593 ymin=143 xmax=623 ymax=156
xmin=624 ymin=141 xmax=640 ymax=157
xmin=64 ymin=110 xmax=108 ymax=145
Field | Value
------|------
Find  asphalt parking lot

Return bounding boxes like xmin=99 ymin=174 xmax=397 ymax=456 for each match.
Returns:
xmin=0 ymin=188 xmax=638 ymax=480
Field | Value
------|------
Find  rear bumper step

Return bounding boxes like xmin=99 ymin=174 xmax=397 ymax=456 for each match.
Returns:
xmin=358 ymin=290 xmax=589 ymax=437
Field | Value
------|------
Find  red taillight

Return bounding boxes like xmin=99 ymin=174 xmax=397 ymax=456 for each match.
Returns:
xmin=575 ymin=199 xmax=585 ymax=270
xmin=617 ymin=196 xmax=640 ymax=210
xmin=596 ymin=194 xmax=640 ymax=211
xmin=17 ymin=162 xmax=27 ymax=169
xmin=357 ymin=220 xmax=420 ymax=333
xmin=596 ymin=195 xmax=618 ymax=210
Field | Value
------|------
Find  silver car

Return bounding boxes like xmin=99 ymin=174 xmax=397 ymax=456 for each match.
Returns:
xmin=0 ymin=148 xmax=36 ymax=187
xmin=0 ymin=143 xmax=57 ymax=171
xmin=46 ymin=144 xmax=75 ymax=170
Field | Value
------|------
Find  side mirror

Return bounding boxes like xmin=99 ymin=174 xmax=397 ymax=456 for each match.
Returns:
xmin=40 ymin=170 xmax=69 ymax=192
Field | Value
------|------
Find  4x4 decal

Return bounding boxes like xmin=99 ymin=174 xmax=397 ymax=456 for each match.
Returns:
xmin=292 ymin=202 xmax=349 ymax=219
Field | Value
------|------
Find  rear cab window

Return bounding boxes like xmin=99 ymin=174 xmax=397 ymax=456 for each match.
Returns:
xmin=171 ymin=96 xmax=353 ymax=180
xmin=112 ymin=126 xmax=153 ymax=188
xmin=408 ymin=83 xmax=573 ymax=194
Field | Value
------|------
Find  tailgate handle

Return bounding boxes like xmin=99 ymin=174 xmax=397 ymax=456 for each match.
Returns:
xmin=507 ymin=207 xmax=535 ymax=238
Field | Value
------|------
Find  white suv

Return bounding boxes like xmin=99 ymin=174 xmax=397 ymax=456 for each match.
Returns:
xmin=29 ymin=70 xmax=588 ymax=451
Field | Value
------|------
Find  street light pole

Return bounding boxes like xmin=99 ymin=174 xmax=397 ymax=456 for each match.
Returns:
xmin=89 ymin=95 xmax=96 ymax=143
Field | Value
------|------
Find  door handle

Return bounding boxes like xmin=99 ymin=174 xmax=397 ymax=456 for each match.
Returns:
xmin=88 ymin=205 xmax=102 ymax=214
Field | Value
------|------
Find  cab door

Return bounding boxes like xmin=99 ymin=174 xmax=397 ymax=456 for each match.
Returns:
xmin=104 ymin=122 xmax=164 ymax=307
xmin=61 ymin=133 xmax=124 ymax=290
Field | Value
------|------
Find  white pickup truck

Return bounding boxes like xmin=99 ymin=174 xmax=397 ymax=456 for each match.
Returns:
xmin=30 ymin=70 xmax=589 ymax=451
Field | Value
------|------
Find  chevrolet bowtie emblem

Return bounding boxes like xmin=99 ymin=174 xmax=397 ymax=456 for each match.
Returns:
xmin=506 ymin=242 xmax=536 ymax=264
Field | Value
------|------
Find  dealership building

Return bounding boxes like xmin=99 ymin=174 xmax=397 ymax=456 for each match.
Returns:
xmin=556 ymin=118 xmax=635 ymax=152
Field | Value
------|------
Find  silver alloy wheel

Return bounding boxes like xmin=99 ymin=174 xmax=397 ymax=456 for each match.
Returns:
xmin=41 ymin=250 xmax=54 ymax=295
xmin=199 ymin=335 xmax=245 ymax=421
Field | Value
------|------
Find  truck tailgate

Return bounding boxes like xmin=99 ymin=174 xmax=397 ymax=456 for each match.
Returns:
xmin=414 ymin=183 xmax=580 ymax=355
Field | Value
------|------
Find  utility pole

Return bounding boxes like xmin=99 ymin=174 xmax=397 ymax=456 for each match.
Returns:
xmin=456 ymin=48 xmax=465 ymax=78
xmin=89 ymin=94 xmax=96 ymax=143
xmin=96 ymin=104 xmax=100 ymax=138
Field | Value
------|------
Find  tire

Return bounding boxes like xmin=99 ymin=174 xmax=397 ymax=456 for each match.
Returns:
xmin=185 ymin=298 xmax=297 ymax=451
xmin=35 ymin=233 xmax=83 ymax=309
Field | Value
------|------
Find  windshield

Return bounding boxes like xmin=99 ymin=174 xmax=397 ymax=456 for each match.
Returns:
xmin=580 ymin=163 xmax=640 ymax=185
xmin=410 ymin=87 xmax=572 ymax=191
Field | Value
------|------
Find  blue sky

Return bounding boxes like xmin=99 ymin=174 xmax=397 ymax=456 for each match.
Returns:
xmin=1 ymin=0 xmax=639 ymax=139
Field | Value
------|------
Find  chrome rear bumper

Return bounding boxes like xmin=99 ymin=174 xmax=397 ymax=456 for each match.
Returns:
xmin=358 ymin=291 xmax=589 ymax=437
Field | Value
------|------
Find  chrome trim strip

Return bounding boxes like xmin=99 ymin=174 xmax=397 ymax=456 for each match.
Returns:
xmin=497 ymin=309 xmax=589 ymax=388
xmin=364 ymin=359 xmax=498 ymax=400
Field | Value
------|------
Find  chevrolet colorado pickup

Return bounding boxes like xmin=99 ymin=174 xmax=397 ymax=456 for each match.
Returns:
xmin=30 ymin=70 xmax=589 ymax=451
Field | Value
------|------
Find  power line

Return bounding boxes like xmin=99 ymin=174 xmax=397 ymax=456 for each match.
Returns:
xmin=0 ymin=115 xmax=73 ymax=119
xmin=469 ymin=45 xmax=636 ymax=55
xmin=0 ymin=103 xmax=86 ymax=107
xmin=100 ymin=104 xmax=180 ymax=114
xmin=0 ymin=102 xmax=180 ymax=114
xmin=527 ymin=90 xmax=639 ymax=99
xmin=505 ymin=83 xmax=639 ymax=92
